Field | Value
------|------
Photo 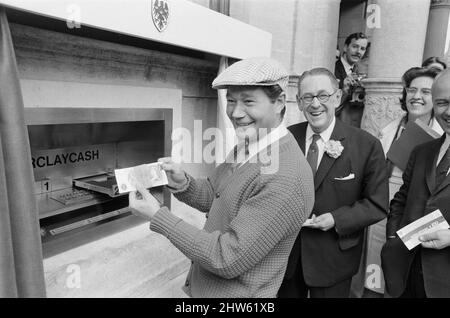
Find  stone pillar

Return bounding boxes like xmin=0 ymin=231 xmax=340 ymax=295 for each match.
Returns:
xmin=230 ymin=0 xmax=341 ymax=126
xmin=424 ymin=0 xmax=450 ymax=60
xmin=361 ymin=0 xmax=431 ymax=137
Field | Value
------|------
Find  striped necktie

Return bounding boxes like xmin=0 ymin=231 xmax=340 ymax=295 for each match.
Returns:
xmin=307 ymin=134 xmax=321 ymax=176
xmin=436 ymin=146 xmax=450 ymax=188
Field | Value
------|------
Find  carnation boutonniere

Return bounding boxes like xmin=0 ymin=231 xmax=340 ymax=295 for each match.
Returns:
xmin=324 ymin=140 xmax=344 ymax=159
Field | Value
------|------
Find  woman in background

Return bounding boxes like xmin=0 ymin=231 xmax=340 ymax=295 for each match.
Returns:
xmin=354 ymin=66 xmax=444 ymax=298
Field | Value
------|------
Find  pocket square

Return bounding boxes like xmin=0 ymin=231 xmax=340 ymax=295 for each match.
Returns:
xmin=334 ymin=173 xmax=355 ymax=181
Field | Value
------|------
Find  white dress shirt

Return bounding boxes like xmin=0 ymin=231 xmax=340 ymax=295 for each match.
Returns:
xmin=305 ymin=117 xmax=336 ymax=171
xmin=225 ymin=122 xmax=288 ymax=167
xmin=340 ymin=56 xmax=355 ymax=76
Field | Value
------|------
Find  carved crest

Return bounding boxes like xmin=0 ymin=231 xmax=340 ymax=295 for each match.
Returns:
xmin=151 ymin=0 xmax=169 ymax=32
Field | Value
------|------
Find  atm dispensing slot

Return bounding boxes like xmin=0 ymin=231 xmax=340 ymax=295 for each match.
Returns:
xmin=73 ymin=173 xmax=123 ymax=198
xmin=41 ymin=174 xmax=129 ymax=237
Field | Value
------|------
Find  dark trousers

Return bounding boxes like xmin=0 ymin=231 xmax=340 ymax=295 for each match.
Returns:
xmin=278 ymin=260 xmax=308 ymax=298
xmin=278 ymin=277 xmax=352 ymax=298
xmin=400 ymin=249 xmax=427 ymax=298
xmin=278 ymin=249 xmax=351 ymax=298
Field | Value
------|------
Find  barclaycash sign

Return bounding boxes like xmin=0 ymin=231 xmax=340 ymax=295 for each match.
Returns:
xmin=32 ymin=149 xmax=100 ymax=169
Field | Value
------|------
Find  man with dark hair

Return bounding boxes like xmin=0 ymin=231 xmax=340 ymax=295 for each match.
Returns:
xmin=278 ymin=67 xmax=388 ymax=298
xmin=334 ymin=32 xmax=369 ymax=127
xmin=128 ymin=57 xmax=315 ymax=298
xmin=335 ymin=32 xmax=368 ymax=92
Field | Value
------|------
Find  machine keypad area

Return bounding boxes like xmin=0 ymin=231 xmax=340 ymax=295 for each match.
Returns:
xmin=51 ymin=188 xmax=96 ymax=205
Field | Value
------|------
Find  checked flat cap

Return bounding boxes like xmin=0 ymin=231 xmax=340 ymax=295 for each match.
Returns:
xmin=212 ymin=57 xmax=289 ymax=91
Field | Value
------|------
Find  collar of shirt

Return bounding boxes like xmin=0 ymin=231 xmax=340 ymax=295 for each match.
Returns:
xmin=306 ymin=117 xmax=336 ymax=166
xmin=431 ymin=117 xmax=445 ymax=136
xmin=341 ymin=56 xmax=354 ymax=76
xmin=394 ymin=115 xmax=409 ymax=140
xmin=226 ymin=122 xmax=288 ymax=166
xmin=437 ymin=133 xmax=450 ymax=177
xmin=306 ymin=117 xmax=336 ymax=145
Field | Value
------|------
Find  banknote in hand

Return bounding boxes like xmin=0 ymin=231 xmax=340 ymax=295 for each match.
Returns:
xmin=396 ymin=209 xmax=450 ymax=250
xmin=114 ymin=162 xmax=168 ymax=193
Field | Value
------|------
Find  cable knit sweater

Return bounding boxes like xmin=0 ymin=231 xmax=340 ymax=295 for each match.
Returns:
xmin=150 ymin=133 xmax=314 ymax=298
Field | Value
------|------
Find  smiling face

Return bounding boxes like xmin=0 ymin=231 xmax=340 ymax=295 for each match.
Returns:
xmin=343 ymin=38 xmax=368 ymax=65
xmin=226 ymin=86 xmax=284 ymax=140
xmin=405 ymin=76 xmax=434 ymax=122
xmin=297 ymin=74 xmax=342 ymax=133
xmin=432 ymin=71 xmax=450 ymax=135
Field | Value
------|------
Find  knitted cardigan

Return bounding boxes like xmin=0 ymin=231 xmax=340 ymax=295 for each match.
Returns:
xmin=150 ymin=133 xmax=314 ymax=297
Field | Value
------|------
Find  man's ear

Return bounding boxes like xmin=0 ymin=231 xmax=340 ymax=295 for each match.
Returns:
xmin=335 ymin=89 xmax=342 ymax=103
xmin=342 ymin=44 xmax=348 ymax=55
xmin=296 ymin=94 xmax=304 ymax=111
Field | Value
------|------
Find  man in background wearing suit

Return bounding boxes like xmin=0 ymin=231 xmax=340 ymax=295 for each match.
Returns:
xmin=381 ymin=68 xmax=450 ymax=298
xmin=335 ymin=32 xmax=368 ymax=93
xmin=278 ymin=68 xmax=388 ymax=298
xmin=335 ymin=32 xmax=368 ymax=127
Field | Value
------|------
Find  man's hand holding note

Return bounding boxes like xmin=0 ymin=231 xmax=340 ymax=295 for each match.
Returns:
xmin=396 ymin=210 xmax=450 ymax=250
xmin=115 ymin=162 xmax=168 ymax=194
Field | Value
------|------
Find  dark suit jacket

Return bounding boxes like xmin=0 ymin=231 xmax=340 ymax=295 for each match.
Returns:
xmin=334 ymin=59 xmax=364 ymax=128
xmin=381 ymin=136 xmax=450 ymax=297
xmin=284 ymin=119 xmax=388 ymax=288
xmin=335 ymin=58 xmax=361 ymax=89
xmin=335 ymin=59 xmax=348 ymax=89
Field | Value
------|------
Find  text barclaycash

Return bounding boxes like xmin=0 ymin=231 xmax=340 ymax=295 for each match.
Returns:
xmin=32 ymin=150 xmax=100 ymax=168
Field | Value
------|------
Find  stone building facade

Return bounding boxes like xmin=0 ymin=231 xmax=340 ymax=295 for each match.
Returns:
xmin=200 ymin=0 xmax=450 ymax=136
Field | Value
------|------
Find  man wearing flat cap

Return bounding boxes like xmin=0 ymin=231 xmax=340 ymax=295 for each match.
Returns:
xmin=128 ymin=57 xmax=315 ymax=297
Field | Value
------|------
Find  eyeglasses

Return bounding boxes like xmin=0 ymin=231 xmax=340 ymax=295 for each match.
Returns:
xmin=405 ymin=87 xmax=432 ymax=96
xmin=300 ymin=90 xmax=338 ymax=105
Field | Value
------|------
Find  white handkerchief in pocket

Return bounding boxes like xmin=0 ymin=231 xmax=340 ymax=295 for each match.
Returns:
xmin=334 ymin=173 xmax=355 ymax=181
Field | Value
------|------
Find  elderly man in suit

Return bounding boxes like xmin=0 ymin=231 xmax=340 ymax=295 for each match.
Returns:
xmin=278 ymin=67 xmax=389 ymax=298
xmin=381 ymin=68 xmax=450 ymax=298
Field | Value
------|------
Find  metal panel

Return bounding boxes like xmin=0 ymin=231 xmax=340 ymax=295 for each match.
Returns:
xmin=26 ymin=107 xmax=172 ymax=222
xmin=24 ymin=107 xmax=167 ymax=125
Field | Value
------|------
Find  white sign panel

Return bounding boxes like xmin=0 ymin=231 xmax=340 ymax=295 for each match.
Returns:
xmin=0 ymin=0 xmax=272 ymax=59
